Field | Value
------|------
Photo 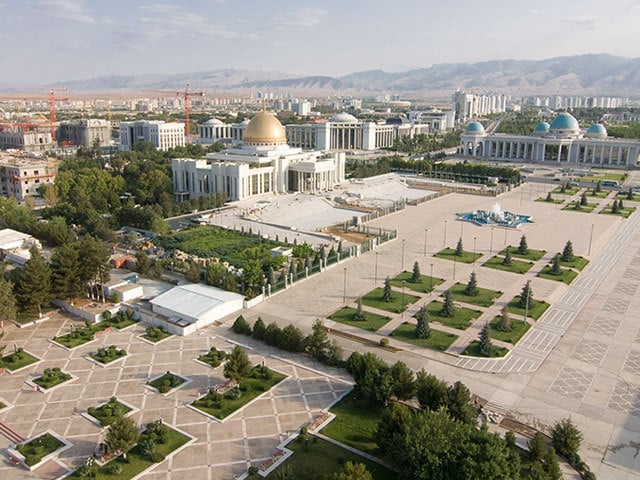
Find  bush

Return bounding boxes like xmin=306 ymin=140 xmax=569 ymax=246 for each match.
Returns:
xmin=232 ymin=315 xmax=252 ymax=335
xmin=107 ymin=463 xmax=122 ymax=475
xmin=148 ymin=451 xmax=165 ymax=463
xmin=380 ymin=338 xmax=389 ymax=347
xmin=248 ymin=466 xmax=259 ymax=475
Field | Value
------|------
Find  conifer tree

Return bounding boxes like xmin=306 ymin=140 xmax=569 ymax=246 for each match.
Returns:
xmin=479 ymin=322 xmax=493 ymax=356
xmin=441 ymin=290 xmax=456 ymax=317
xmin=455 ymin=237 xmax=464 ymax=256
xmin=519 ymin=281 xmax=533 ymax=309
xmin=415 ymin=305 xmax=430 ymax=339
xmin=551 ymin=253 xmax=562 ymax=275
xmin=50 ymin=243 xmax=83 ymax=301
xmin=464 ymin=272 xmax=479 ymax=296
xmin=518 ymin=235 xmax=529 ymax=255
xmin=0 ymin=278 xmax=17 ymax=323
xmin=612 ymin=199 xmax=619 ymax=213
xmin=498 ymin=306 xmax=512 ymax=332
xmin=17 ymin=246 xmax=51 ymax=315
xmin=382 ymin=277 xmax=393 ymax=302
xmin=561 ymin=240 xmax=574 ymax=262
xmin=411 ymin=261 xmax=421 ymax=283
xmin=546 ymin=192 xmax=553 ymax=202
xmin=354 ymin=296 xmax=365 ymax=321
xmin=502 ymin=247 xmax=512 ymax=266
xmin=580 ymin=192 xmax=588 ymax=206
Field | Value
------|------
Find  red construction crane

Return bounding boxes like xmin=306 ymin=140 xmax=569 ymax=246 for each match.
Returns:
xmin=47 ymin=86 xmax=69 ymax=141
xmin=177 ymin=83 xmax=203 ymax=143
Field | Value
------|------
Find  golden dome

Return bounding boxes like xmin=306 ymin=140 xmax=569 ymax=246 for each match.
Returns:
xmin=244 ymin=111 xmax=286 ymax=145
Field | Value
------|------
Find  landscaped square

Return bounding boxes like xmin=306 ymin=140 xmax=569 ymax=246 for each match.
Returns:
xmin=101 ymin=310 xmax=139 ymax=330
xmin=562 ymin=201 xmax=598 ymax=213
xmin=462 ymin=341 xmax=509 ymax=357
xmin=537 ymin=265 xmax=579 ymax=284
xmin=361 ymin=287 xmax=420 ymax=314
xmin=446 ymin=282 xmax=502 ymax=307
xmin=328 ymin=306 xmax=391 ymax=332
xmin=434 ymin=247 xmax=482 ymax=264
xmin=498 ymin=247 xmax=546 ymax=261
xmin=390 ymin=271 xmax=445 ymax=294
xmin=197 ymin=346 xmax=228 ymax=368
xmin=86 ymin=397 xmax=133 ymax=426
xmin=483 ymin=255 xmax=534 ymax=274
xmin=489 ymin=317 xmax=531 ymax=344
xmin=616 ymin=191 xmax=640 ymax=201
xmin=424 ymin=300 xmax=482 ymax=330
xmin=142 ymin=325 xmax=173 ymax=343
xmin=506 ymin=296 xmax=550 ymax=320
xmin=16 ymin=432 xmax=64 ymax=466
xmin=192 ymin=365 xmax=286 ymax=419
xmin=550 ymin=185 xmax=580 ymax=195
xmin=559 ymin=255 xmax=589 ymax=271
xmin=33 ymin=368 xmax=72 ymax=390
xmin=0 ymin=349 xmax=40 ymax=372
xmin=600 ymin=204 xmax=637 ymax=218
xmin=390 ymin=322 xmax=457 ymax=351
xmin=535 ymin=196 xmax=564 ymax=204
xmin=147 ymin=372 xmax=187 ymax=394
xmin=52 ymin=326 xmax=96 ymax=349
xmin=90 ymin=346 xmax=127 ymax=365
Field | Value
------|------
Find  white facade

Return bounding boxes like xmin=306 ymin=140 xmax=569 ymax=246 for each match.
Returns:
xmin=58 ymin=119 xmax=111 ymax=148
xmin=0 ymin=154 xmax=58 ymax=201
xmin=119 ymin=120 xmax=185 ymax=151
xmin=0 ymin=128 xmax=54 ymax=152
xmin=453 ymin=91 xmax=508 ymax=124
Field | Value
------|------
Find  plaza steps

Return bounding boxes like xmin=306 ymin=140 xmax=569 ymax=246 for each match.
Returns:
xmin=0 ymin=421 xmax=25 ymax=444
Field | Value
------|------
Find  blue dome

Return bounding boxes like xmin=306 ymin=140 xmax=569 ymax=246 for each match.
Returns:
xmin=466 ymin=122 xmax=485 ymax=134
xmin=549 ymin=113 xmax=579 ymax=132
xmin=586 ymin=123 xmax=607 ymax=137
xmin=534 ymin=122 xmax=550 ymax=132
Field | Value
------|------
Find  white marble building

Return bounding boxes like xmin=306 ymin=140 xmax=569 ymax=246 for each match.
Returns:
xmin=119 ymin=120 xmax=185 ymax=151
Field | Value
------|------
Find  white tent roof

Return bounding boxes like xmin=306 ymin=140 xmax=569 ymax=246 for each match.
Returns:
xmin=150 ymin=283 xmax=244 ymax=320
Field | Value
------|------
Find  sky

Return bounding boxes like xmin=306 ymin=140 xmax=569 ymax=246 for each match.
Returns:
xmin=1 ymin=0 xmax=639 ymax=85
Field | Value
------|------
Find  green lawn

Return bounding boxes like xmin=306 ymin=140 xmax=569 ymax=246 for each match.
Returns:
xmin=535 ymin=197 xmax=564 ymax=204
xmin=506 ymin=297 xmax=550 ymax=320
xmin=16 ymin=433 xmax=64 ymax=466
xmin=434 ymin=248 xmax=483 ymax=264
xmin=446 ymin=282 xmax=502 ymax=307
xmin=321 ymin=395 xmax=384 ymax=456
xmin=361 ymin=288 xmax=420 ymax=314
xmin=559 ymin=256 xmax=589 ymax=271
xmin=489 ymin=317 xmax=531 ymax=344
xmin=462 ymin=341 xmax=509 ymax=358
xmin=102 ymin=313 xmax=139 ymax=330
xmin=537 ymin=266 xmax=579 ymax=284
xmin=33 ymin=368 xmax=72 ymax=390
xmin=390 ymin=322 xmax=457 ymax=351
xmin=90 ymin=346 xmax=127 ymax=365
xmin=586 ymin=190 xmax=610 ymax=199
xmin=424 ymin=300 xmax=482 ymax=330
xmin=616 ymin=191 xmax=640 ymax=202
xmin=263 ymin=434 xmax=395 ymax=480
xmin=580 ymin=172 xmax=627 ymax=183
xmin=498 ymin=247 xmax=546 ymax=261
xmin=550 ymin=186 xmax=580 ymax=195
xmin=53 ymin=318 xmax=129 ymax=349
xmin=15 ymin=305 xmax=57 ymax=325
xmin=67 ymin=424 xmax=191 ymax=480
xmin=142 ymin=328 xmax=173 ymax=343
xmin=0 ymin=350 xmax=40 ymax=372
xmin=148 ymin=373 xmax=186 ymax=394
xmin=483 ymin=255 xmax=534 ymax=274
xmin=329 ymin=307 xmax=391 ymax=332
xmin=192 ymin=366 xmax=286 ymax=419
xmin=562 ymin=202 xmax=598 ymax=213
xmin=390 ymin=271 xmax=445 ymax=294
xmin=197 ymin=347 xmax=228 ymax=368
xmin=87 ymin=398 xmax=133 ymax=426
xmin=600 ymin=206 xmax=637 ymax=218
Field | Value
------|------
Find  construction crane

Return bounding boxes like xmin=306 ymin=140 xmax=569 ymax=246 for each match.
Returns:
xmin=47 ymin=86 xmax=69 ymax=142
xmin=177 ymin=83 xmax=204 ymax=144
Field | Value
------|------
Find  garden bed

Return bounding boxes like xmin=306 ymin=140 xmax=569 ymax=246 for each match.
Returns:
xmin=434 ymin=247 xmax=483 ymax=264
xmin=16 ymin=432 xmax=65 ymax=467
xmin=328 ymin=307 xmax=391 ymax=332
xmin=86 ymin=397 xmax=134 ymax=427
xmin=32 ymin=368 xmax=72 ymax=390
xmin=147 ymin=372 xmax=189 ymax=394
xmin=562 ymin=202 xmax=598 ymax=213
xmin=506 ymin=296 xmax=550 ymax=320
xmin=498 ymin=247 xmax=546 ymax=262
xmin=90 ymin=346 xmax=127 ymax=365
xmin=559 ymin=256 xmax=589 ymax=271
xmin=390 ymin=272 xmax=445 ymax=294
xmin=390 ymin=322 xmax=457 ymax=351
xmin=599 ymin=205 xmax=636 ymax=218
xmin=462 ymin=341 xmax=509 ymax=358
xmin=196 ymin=347 xmax=228 ymax=368
xmin=0 ymin=349 xmax=40 ymax=372
xmin=141 ymin=326 xmax=173 ymax=344
xmin=483 ymin=256 xmax=534 ymax=274
xmin=361 ymin=288 xmax=420 ymax=314
xmin=489 ymin=317 xmax=531 ymax=344
xmin=446 ymin=282 xmax=502 ymax=307
xmin=537 ymin=266 xmax=578 ymax=284
xmin=424 ymin=300 xmax=482 ymax=330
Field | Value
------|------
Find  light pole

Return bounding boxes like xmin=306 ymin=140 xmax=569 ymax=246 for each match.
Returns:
xmin=401 ymin=281 xmax=405 ymax=318
xmin=424 ymin=228 xmax=428 ymax=257
xmin=460 ymin=220 xmax=464 ymax=238
xmin=430 ymin=263 xmax=434 ymax=297
xmin=473 ymin=236 xmax=477 ymax=269
xmin=489 ymin=227 xmax=494 ymax=256
xmin=588 ymin=223 xmax=595 ymax=255
xmin=524 ymin=286 xmax=530 ymax=324
xmin=401 ymin=239 xmax=406 ymax=271
xmin=443 ymin=220 xmax=448 ymax=246
xmin=453 ymin=254 xmax=456 ymax=280
xmin=374 ymin=252 xmax=379 ymax=284
xmin=343 ymin=268 xmax=347 ymax=303
xmin=504 ymin=226 xmax=508 ymax=245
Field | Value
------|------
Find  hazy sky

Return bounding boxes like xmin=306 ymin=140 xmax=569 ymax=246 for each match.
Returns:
xmin=2 ymin=0 xmax=638 ymax=85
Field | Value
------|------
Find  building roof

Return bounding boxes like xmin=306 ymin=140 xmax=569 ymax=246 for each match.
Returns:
xmin=150 ymin=283 xmax=244 ymax=320
xmin=329 ymin=112 xmax=359 ymax=123
xmin=549 ymin=113 xmax=579 ymax=132
xmin=0 ymin=228 xmax=32 ymax=250
xmin=534 ymin=122 xmax=550 ymax=132
xmin=203 ymin=118 xmax=224 ymax=125
xmin=586 ymin=123 xmax=608 ymax=138
xmin=466 ymin=122 xmax=485 ymax=134
xmin=244 ymin=112 xmax=286 ymax=145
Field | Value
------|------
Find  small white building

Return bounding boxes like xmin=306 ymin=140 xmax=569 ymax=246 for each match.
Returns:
xmin=119 ymin=120 xmax=185 ymax=151
xmin=0 ymin=228 xmax=41 ymax=266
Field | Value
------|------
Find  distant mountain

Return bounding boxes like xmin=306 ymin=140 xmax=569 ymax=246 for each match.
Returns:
xmin=4 ymin=54 xmax=639 ymax=95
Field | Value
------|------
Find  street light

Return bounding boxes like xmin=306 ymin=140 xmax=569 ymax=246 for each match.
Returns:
xmin=473 ymin=236 xmax=477 ymax=269
xmin=430 ymin=263 xmax=434 ymax=297
xmin=343 ymin=268 xmax=347 ymax=303
xmin=489 ymin=227 xmax=495 ymax=256
xmin=460 ymin=220 xmax=464 ymax=238
xmin=401 ymin=239 xmax=406 ymax=271
xmin=504 ymin=226 xmax=508 ymax=245
xmin=588 ymin=223 xmax=595 ymax=255
xmin=424 ymin=228 xmax=428 ymax=257
xmin=443 ymin=220 xmax=448 ymax=246
xmin=453 ymin=254 xmax=456 ymax=280
xmin=401 ymin=281 xmax=405 ymax=318
xmin=374 ymin=252 xmax=379 ymax=284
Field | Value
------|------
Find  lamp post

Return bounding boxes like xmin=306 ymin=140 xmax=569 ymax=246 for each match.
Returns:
xmin=473 ymin=236 xmax=477 ymax=269
xmin=401 ymin=281 xmax=405 ymax=318
xmin=460 ymin=220 xmax=464 ymax=238
xmin=443 ymin=220 xmax=448 ymax=246
xmin=588 ymin=223 xmax=595 ymax=255
xmin=504 ymin=226 xmax=508 ymax=245
xmin=453 ymin=254 xmax=456 ymax=280
xmin=424 ymin=228 xmax=428 ymax=257
xmin=401 ymin=239 xmax=406 ymax=271
xmin=524 ymin=286 xmax=530 ymax=324
xmin=343 ymin=268 xmax=347 ymax=303
xmin=374 ymin=252 xmax=379 ymax=284
xmin=430 ymin=263 xmax=434 ymax=297
xmin=489 ymin=227 xmax=494 ymax=256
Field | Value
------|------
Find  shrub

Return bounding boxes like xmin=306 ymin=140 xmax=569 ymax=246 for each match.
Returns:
xmin=107 ymin=463 xmax=122 ymax=475
xmin=232 ymin=315 xmax=252 ymax=335
xmin=380 ymin=338 xmax=389 ymax=347
xmin=148 ymin=451 xmax=165 ymax=463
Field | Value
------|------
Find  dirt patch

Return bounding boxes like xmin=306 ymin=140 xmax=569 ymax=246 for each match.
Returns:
xmin=324 ymin=226 xmax=372 ymax=244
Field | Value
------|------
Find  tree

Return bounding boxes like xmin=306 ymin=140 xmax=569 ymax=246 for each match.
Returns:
xmin=551 ymin=253 xmax=562 ymax=275
xmin=105 ymin=416 xmax=139 ymax=455
xmin=411 ymin=261 xmax=421 ymax=282
xmin=619 ymin=198 xmax=625 ymax=209
xmin=455 ymin=237 xmax=464 ymax=256
xmin=447 ymin=381 xmax=477 ymax=425
xmin=441 ymin=289 xmax=456 ymax=317
xmin=135 ymin=250 xmax=151 ymax=275
xmin=252 ymin=316 xmax=266 ymax=340
xmin=0 ymin=278 xmax=17 ymax=324
xmin=465 ymin=271 xmax=479 ymax=296
xmin=580 ymin=192 xmax=588 ymax=206
xmin=354 ymin=296 xmax=365 ymax=321
xmin=497 ymin=306 xmax=512 ymax=332
xmin=75 ymin=235 xmax=111 ymax=288
xmin=627 ymin=188 xmax=634 ymax=200
xmin=612 ymin=199 xmax=619 ymax=213
xmin=561 ymin=240 xmax=574 ymax=262
xmin=595 ymin=180 xmax=602 ymax=193
xmin=50 ymin=243 xmax=84 ymax=301
xmin=544 ymin=447 xmax=563 ymax=480
xmin=390 ymin=361 xmax=415 ymax=400
xmin=223 ymin=345 xmax=251 ymax=381
xmin=280 ymin=324 xmax=306 ymax=352
xmin=528 ymin=431 xmax=547 ymax=463
xmin=518 ymin=235 xmax=529 ymax=255
xmin=185 ymin=262 xmax=201 ymax=283
xmin=502 ymin=247 xmax=512 ymax=266
xmin=415 ymin=305 xmax=430 ymax=339
xmin=232 ymin=315 xmax=252 ymax=335
xmin=16 ymin=246 xmax=51 ymax=315
xmin=479 ymin=323 xmax=493 ymax=357
xmin=415 ymin=370 xmax=449 ymax=411
xmin=306 ymin=319 xmax=330 ymax=359
xmin=551 ymin=417 xmax=583 ymax=458
xmin=546 ymin=192 xmax=553 ymax=202
xmin=382 ymin=277 xmax=393 ymax=302
xmin=334 ymin=462 xmax=373 ymax=480
xmin=519 ymin=281 xmax=533 ymax=309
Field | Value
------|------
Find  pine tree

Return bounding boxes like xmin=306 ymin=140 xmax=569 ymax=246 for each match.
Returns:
xmin=75 ymin=235 xmax=111 ymax=287
xmin=223 ymin=345 xmax=251 ymax=381
xmin=415 ymin=305 xmax=430 ymax=339
xmin=354 ymin=296 xmax=365 ymax=321
xmin=382 ymin=277 xmax=393 ymax=302
xmin=544 ymin=447 xmax=563 ymax=480
xmin=498 ymin=306 xmax=512 ymax=332
xmin=411 ymin=261 xmax=421 ymax=282
xmin=464 ymin=272 xmax=479 ymax=296
xmin=519 ymin=281 xmax=533 ymax=309
xmin=502 ymin=247 xmax=512 ymax=266
xmin=135 ymin=251 xmax=150 ymax=275
xmin=0 ymin=278 xmax=17 ymax=323
xmin=619 ymin=198 xmax=625 ymax=209
xmin=612 ymin=199 xmax=620 ymax=213
xmin=50 ymin=243 xmax=84 ymax=301
xmin=528 ymin=431 xmax=547 ymax=463
xmin=479 ymin=322 xmax=493 ymax=356
xmin=441 ymin=290 xmax=456 ymax=317
xmin=518 ymin=235 xmax=529 ymax=255
xmin=551 ymin=253 xmax=562 ymax=275
xmin=561 ymin=240 xmax=574 ymax=262
xmin=17 ymin=246 xmax=51 ymax=315
xmin=580 ymin=192 xmax=588 ymax=206
xmin=595 ymin=180 xmax=602 ymax=193
xmin=546 ymin=192 xmax=553 ymax=202
xmin=455 ymin=237 xmax=464 ymax=256
xmin=627 ymin=189 xmax=634 ymax=200
xmin=252 ymin=317 xmax=267 ymax=340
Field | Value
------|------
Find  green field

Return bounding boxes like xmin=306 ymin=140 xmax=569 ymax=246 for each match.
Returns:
xmin=87 ymin=398 xmax=133 ymax=426
xmin=361 ymin=288 xmax=420 ymax=314
xmin=483 ymin=255 xmax=534 ymax=274
xmin=424 ymin=300 xmax=482 ymax=330
xmin=446 ymin=282 xmax=502 ymax=307
xmin=390 ymin=271 xmax=445 ymax=294
xmin=537 ymin=266 xmax=579 ymax=284
xmin=390 ymin=322 xmax=458 ymax=351
xmin=329 ymin=307 xmax=391 ymax=332
xmin=562 ymin=202 xmax=598 ymax=213
xmin=148 ymin=372 xmax=186 ymax=394
xmin=462 ymin=341 xmax=509 ymax=358
xmin=0 ymin=350 xmax=40 ymax=372
xmin=579 ymin=172 xmax=627 ymax=183
xmin=489 ymin=317 xmax=531 ymax=344
xmin=616 ymin=191 xmax=640 ymax=202
xmin=506 ymin=297 xmax=550 ymax=320
xmin=498 ymin=247 xmax=546 ymax=261
xmin=142 ymin=327 xmax=173 ymax=343
xmin=434 ymin=247 xmax=483 ymax=264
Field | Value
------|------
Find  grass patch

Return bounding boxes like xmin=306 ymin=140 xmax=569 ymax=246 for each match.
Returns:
xmin=16 ymin=433 xmax=63 ymax=466
xmin=550 ymin=186 xmax=580 ymax=195
xmin=586 ymin=190 xmax=610 ymax=198
xmin=68 ymin=422 xmax=190 ymax=480
xmin=616 ymin=191 xmax=640 ymax=202
xmin=562 ymin=201 xmax=598 ymax=213
xmin=600 ymin=205 xmax=637 ymax=218
xmin=192 ymin=365 xmax=286 ymax=419
xmin=148 ymin=372 xmax=186 ymax=394
xmin=390 ymin=322 xmax=457 ymax=351
xmin=321 ymin=395 xmax=384 ymax=456
xmin=52 ymin=316 xmax=132 ymax=349
xmin=489 ymin=317 xmax=531 ymax=344
xmin=559 ymin=256 xmax=589 ymax=271
xmin=264 ymin=434 xmax=395 ymax=480
xmin=537 ymin=266 xmax=579 ymax=284
xmin=33 ymin=367 xmax=72 ymax=390
xmin=361 ymin=287 xmax=420 ymax=314
xmin=434 ymin=247 xmax=483 ymax=264
xmin=535 ymin=197 xmax=564 ymax=204
xmin=15 ymin=305 xmax=57 ymax=325
xmin=90 ymin=346 xmax=127 ymax=365
xmin=142 ymin=326 xmax=172 ymax=343
xmin=580 ymin=172 xmax=627 ymax=183
xmin=102 ymin=311 xmax=138 ymax=330
xmin=462 ymin=341 xmax=509 ymax=358
xmin=390 ymin=271 xmax=445 ymax=294
xmin=0 ymin=349 xmax=39 ymax=372
xmin=498 ymin=247 xmax=546 ymax=261
xmin=483 ymin=255 xmax=534 ymax=274
xmin=329 ymin=307 xmax=391 ymax=332
xmin=87 ymin=398 xmax=132 ymax=427
xmin=197 ymin=347 xmax=228 ymax=368
xmin=506 ymin=296 xmax=550 ymax=320
xmin=447 ymin=282 xmax=502 ymax=307
xmin=424 ymin=300 xmax=482 ymax=330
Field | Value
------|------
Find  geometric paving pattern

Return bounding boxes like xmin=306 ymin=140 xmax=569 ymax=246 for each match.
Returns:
xmin=573 ymin=340 xmax=610 ymax=367
xmin=607 ymin=379 xmax=640 ymax=418
xmin=623 ymin=349 xmax=640 ymax=375
xmin=548 ymin=366 xmax=595 ymax=401
xmin=622 ymin=268 xmax=640 ymax=282
xmin=586 ymin=315 xmax=622 ymax=337
xmin=612 ymin=282 xmax=640 ymax=297
xmin=601 ymin=298 xmax=631 ymax=315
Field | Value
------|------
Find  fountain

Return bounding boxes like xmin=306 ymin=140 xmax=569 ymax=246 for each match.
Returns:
xmin=457 ymin=202 xmax=532 ymax=228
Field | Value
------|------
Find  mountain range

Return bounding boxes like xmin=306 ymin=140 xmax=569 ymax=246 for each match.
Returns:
xmin=10 ymin=54 xmax=640 ymax=96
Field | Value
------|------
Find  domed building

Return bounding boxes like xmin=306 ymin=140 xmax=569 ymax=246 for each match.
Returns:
xmin=173 ymin=111 xmax=346 ymax=201
xmin=460 ymin=113 xmax=639 ymax=167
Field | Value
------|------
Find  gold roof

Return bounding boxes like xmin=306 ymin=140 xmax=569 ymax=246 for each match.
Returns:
xmin=244 ymin=111 xmax=286 ymax=144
